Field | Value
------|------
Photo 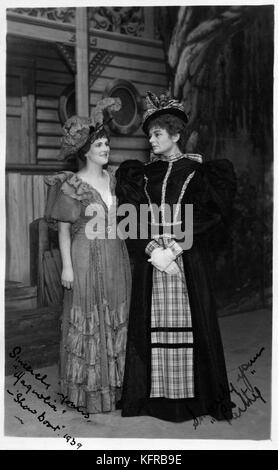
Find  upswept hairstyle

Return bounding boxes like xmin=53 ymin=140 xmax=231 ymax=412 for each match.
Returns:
xmin=147 ymin=114 xmax=189 ymax=153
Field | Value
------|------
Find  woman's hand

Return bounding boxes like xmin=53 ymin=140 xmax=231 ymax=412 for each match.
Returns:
xmin=147 ymin=247 xmax=175 ymax=272
xmin=61 ymin=266 xmax=74 ymax=290
xmin=164 ymin=261 xmax=181 ymax=276
xmin=148 ymin=247 xmax=181 ymax=275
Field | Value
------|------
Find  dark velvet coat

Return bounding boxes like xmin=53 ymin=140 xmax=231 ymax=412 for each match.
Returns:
xmin=115 ymin=156 xmax=237 ymax=422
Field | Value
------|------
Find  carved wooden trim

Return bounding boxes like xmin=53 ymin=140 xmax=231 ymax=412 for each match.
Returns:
xmin=88 ymin=7 xmax=145 ymax=37
xmin=89 ymin=49 xmax=115 ymax=88
xmin=7 ymin=11 xmax=163 ymax=48
xmin=7 ymin=8 xmax=76 ymax=24
xmin=8 ymin=7 xmax=155 ymax=39
xmin=55 ymin=43 xmax=76 ymax=74
xmin=7 ymin=12 xmax=165 ymax=60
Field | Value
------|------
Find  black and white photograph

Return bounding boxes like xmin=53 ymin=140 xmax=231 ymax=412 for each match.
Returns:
xmin=1 ymin=1 xmax=276 ymax=451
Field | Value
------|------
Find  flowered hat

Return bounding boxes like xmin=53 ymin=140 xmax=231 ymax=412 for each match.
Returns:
xmin=57 ymin=97 xmax=122 ymax=160
xmin=142 ymin=91 xmax=188 ymax=134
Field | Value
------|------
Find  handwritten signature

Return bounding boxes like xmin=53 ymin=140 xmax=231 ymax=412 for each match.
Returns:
xmin=7 ymin=346 xmax=85 ymax=449
xmin=232 ymin=346 xmax=266 ymax=420
xmin=188 ymin=346 xmax=266 ymax=429
xmin=10 ymin=347 xmax=51 ymax=390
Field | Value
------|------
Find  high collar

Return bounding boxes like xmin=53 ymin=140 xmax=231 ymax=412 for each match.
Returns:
xmin=144 ymin=154 xmax=201 ymax=187
xmin=147 ymin=153 xmax=203 ymax=165
xmin=159 ymin=152 xmax=184 ymax=162
xmin=145 ymin=153 xmax=203 ymax=165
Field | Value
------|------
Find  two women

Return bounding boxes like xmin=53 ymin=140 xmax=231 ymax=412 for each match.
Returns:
xmin=45 ymin=98 xmax=131 ymax=414
xmin=116 ymin=91 xmax=236 ymax=422
xmin=46 ymin=90 xmax=236 ymax=423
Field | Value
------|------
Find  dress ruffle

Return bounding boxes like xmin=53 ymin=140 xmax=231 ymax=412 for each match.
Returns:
xmin=45 ymin=167 xmax=116 ymax=204
xmin=61 ymin=299 xmax=129 ymax=413
xmin=44 ymin=168 xmax=117 ymax=234
xmin=66 ymin=301 xmax=128 ymax=364
xmin=45 ymin=171 xmax=96 ymax=204
xmin=44 ymin=171 xmax=74 ymax=187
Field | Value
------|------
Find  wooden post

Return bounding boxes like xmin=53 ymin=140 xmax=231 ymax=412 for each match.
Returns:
xmin=75 ymin=7 xmax=89 ymax=117
xmin=144 ymin=7 xmax=154 ymax=39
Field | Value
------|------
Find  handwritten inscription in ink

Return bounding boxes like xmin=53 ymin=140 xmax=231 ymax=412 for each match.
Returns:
xmin=7 ymin=346 xmax=84 ymax=449
xmin=187 ymin=346 xmax=267 ymax=429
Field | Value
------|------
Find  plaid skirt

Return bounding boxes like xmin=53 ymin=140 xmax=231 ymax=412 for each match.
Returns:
xmin=150 ymin=239 xmax=194 ymax=399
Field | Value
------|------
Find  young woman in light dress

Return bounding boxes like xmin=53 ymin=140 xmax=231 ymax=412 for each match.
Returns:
xmin=45 ymin=99 xmax=131 ymax=415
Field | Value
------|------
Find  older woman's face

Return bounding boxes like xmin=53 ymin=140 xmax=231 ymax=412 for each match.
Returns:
xmin=148 ymin=126 xmax=179 ymax=157
xmin=86 ymin=137 xmax=110 ymax=165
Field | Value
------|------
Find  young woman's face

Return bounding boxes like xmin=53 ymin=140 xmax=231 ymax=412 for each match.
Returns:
xmin=86 ymin=137 xmax=110 ymax=165
xmin=148 ymin=126 xmax=179 ymax=157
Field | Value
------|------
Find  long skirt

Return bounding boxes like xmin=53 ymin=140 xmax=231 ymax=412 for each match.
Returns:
xmin=60 ymin=234 xmax=131 ymax=414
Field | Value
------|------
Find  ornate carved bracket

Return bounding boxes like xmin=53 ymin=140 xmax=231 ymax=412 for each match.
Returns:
xmin=89 ymin=50 xmax=115 ymax=88
xmin=55 ymin=44 xmax=114 ymax=90
xmin=55 ymin=43 xmax=76 ymax=74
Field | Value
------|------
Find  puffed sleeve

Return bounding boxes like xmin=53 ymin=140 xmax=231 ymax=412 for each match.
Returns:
xmin=188 ymin=159 xmax=237 ymax=235
xmin=115 ymin=160 xmax=161 ymax=257
xmin=115 ymin=160 xmax=146 ymax=208
xmin=44 ymin=174 xmax=81 ymax=230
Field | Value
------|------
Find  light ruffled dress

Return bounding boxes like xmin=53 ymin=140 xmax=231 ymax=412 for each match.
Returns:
xmin=45 ymin=168 xmax=131 ymax=414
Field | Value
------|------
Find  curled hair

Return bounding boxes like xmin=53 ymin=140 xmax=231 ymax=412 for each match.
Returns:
xmin=147 ymin=114 xmax=189 ymax=153
xmin=78 ymin=127 xmax=109 ymax=161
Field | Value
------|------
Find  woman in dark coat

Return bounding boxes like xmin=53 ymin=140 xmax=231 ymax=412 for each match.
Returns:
xmin=115 ymin=91 xmax=236 ymax=423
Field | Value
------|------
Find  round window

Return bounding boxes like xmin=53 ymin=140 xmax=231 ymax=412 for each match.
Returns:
xmin=58 ymin=79 xmax=142 ymax=135
xmin=58 ymin=82 xmax=76 ymax=125
xmin=103 ymin=79 xmax=142 ymax=135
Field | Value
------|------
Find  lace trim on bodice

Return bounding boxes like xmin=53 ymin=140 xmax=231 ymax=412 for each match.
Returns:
xmin=144 ymin=161 xmax=196 ymax=227
xmin=45 ymin=168 xmax=115 ymax=208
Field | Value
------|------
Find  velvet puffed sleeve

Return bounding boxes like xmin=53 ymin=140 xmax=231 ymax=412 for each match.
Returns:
xmin=187 ymin=159 xmax=237 ymax=235
xmin=44 ymin=172 xmax=81 ymax=230
xmin=115 ymin=160 xmax=146 ymax=208
xmin=116 ymin=160 xmax=160 ymax=257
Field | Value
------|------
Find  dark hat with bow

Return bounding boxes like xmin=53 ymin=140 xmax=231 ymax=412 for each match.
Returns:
xmin=142 ymin=91 xmax=188 ymax=134
xmin=57 ymin=97 xmax=122 ymax=160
